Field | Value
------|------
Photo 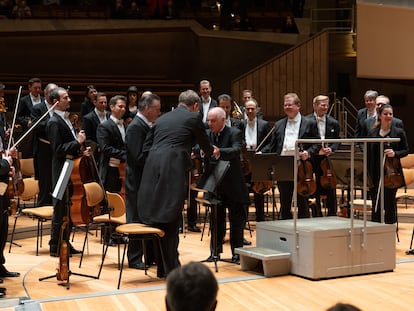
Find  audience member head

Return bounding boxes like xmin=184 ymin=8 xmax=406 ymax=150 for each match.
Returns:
xmin=208 ymin=107 xmax=226 ymax=134
xmin=138 ymin=93 xmax=161 ymax=123
xmin=108 ymin=95 xmax=126 ymax=120
xmin=312 ymin=94 xmax=330 ymax=117
xmin=178 ymin=90 xmax=200 ymax=112
xmin=199 ymin=80 xmax=212 ymax=102
xmin=166 ymin=262 xmax=218 ymax=311
xmin=28 ymin=77 xmax=42 ymax=98
xmin=126 ymin=86 xmax=139 ymax=106
xmin=283 ymin=92 xmax=301 ymax=119
xmin=217 ymin=94 xmax=232 ymax=119
xmin=327 ymin=302 xmax=361 ymax=311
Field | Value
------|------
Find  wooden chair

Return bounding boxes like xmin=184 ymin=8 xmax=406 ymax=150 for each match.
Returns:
xmin=110 ymin=223 xmax=166 ymax=289
xmin=19 ymin=158 xmax=35 ymax=177
xmin=396 ymin=168 xmax=414 ymax=208
xmin=400 ymin=154 xmax=414 ymax=169
xmin=9 ymin=177 xmax=53 ymax=255
xmin=91 ymin=191 xmax=126 ymax=273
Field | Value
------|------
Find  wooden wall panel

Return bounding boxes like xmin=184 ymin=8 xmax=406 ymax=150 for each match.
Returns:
xmin=232 ymin=32 xmax=330 ymax=121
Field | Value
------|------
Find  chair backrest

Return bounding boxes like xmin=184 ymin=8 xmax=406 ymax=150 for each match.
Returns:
xmin=402 ymin=168 xmax=414 ymax=188
xmin=106 ymin=191 xmax=125 ymax=218
xmin=83 ymin=182 xmax=104 ymax=206
xmin=19 ymin=177 xmax=39 ymax=201
xmin=19 ymin=158 xmax=35 ymax=177
xmin=401 ymin=154 xmax=414 ymax=169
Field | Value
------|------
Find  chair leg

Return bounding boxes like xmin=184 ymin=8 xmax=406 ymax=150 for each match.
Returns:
xmin=117 ymin=238 xmax=128 ymax=289
xmin=97 ymin=231 xmax=110 ymax=280
xmin=79 ymin=224 xmax=90 ymax=268
xmin=35 ymin=218 xmax=41 ymax=256
xmin=201 ymin=205 xmax=210 ymax=241
xmin=8 ymin=216 xmax=19 ymax=253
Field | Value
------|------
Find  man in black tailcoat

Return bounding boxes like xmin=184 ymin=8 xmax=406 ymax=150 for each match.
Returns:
xmin=31 ymin=83 xmax=58 ymax=207
xmin=137 ymin=90 xmax=214 ymax=278
xmin=125 ymin=93 xmax=160 ymax=270
xmin=263 ymin=93 xmax=320 ymax=220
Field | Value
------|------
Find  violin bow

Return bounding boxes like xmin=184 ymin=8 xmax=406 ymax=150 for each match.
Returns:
xmin=255 ymin=126 xmax=274 ymax=153
xmin=6 ymin=86 xmax=22 ymax=154
xmin=10 ymin=101 xmax=58 ymax=151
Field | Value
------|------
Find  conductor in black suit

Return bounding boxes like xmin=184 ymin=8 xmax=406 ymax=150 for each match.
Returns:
xmin=263 ymin=93 xmax=320 ymax=219
xmin=137 ymin=90 xmax=214 ymax=277
xmin=125 ymin=93 xmax=161 ymax=269
xmin=96 ymin=95 xmax=127 ymax=193
xmin=307 ymin=95 xmax=340 ymax=217
xmin=203 ymin=107 xmax=250 ymax=264
xmin=47 ymin=87 xmax=89 ymax=256
xmin=31 ymin=83 xmax=58 ymax=207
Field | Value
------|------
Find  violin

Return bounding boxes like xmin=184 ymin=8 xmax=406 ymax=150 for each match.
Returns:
xmin=57 ymin=216 xmax=69 ymax=281
xmin=320 ymin=157 xmax=337 ymax=189
xmin=297 ymin=159 xmax=316 ymax=196
xmin=384 ymin=157 xmax=404 ymax=189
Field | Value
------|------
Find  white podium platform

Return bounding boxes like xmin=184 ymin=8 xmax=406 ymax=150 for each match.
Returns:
xmin=256 ymin=217 xmax=396 ymax=280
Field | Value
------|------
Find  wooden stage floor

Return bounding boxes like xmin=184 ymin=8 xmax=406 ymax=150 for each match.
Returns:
xmin=2 ymin=205 xmax=414 ymax=311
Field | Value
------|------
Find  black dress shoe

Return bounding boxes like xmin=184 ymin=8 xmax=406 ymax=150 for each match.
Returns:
xmin=231 ymin=254 xmax=240 ymax=264
xmin=0 ymin=266 xmax=20 ymax=278
xmin=187 ymin=224 xmax=201 ymax=232
xmin=129 ymin=262 xmax=149 ymax=270
xmin=50 ymin=246 xmax=58 ymax=257
xmin=243 ymin=238 xmax=252 ymax=245
xmin=69 ymin=245 xmax=82 ymax=255
xmin=205 ymin=254 xmax=220 ymax=262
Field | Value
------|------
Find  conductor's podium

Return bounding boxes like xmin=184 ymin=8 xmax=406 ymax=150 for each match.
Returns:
xmin=238 ymin=217 xmax=396 ymax=280
xmin=259 ymin=217 xmax=395 ymax=279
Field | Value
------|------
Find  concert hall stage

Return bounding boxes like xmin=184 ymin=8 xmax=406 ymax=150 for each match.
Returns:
xmin=256 ymin=217 xmax=396 ymax=280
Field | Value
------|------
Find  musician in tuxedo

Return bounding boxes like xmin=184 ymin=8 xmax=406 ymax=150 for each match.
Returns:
xmin=307 ymin=95 xmax=340 ymax=217
xmin=263 ymin=93 xmax=320 ymax=220
xmin=47 ymin=87 xmax=89 ymax=257
xmin=137 ymin=90 xmax=214 ymax=277
xmin=362 ymin=95 xmax=404 ymax=137
xmin=243 ymin=98 xmax=270 ymax=221
xmin=17 ymin=77 xmax=45 ymax=158
xmin=217 ymin=94 xmax=244 ymax=132
xmin=125 ymin=93 xmax=161 ymax=270
xmin=367 ymin=103 xmax=408 ymax=224
xmin=0 ymin=147 xmax=20 ymax=282
xmin=202 ymin=107 xmax=250 ymax=264
xmin=354 ymin=90 xmax=378 ymax=150
xmin=31 ymin=83 xmax=58 ymax=207
xmin=82 ymin=92 xmax=109 ymax=162
xmin=199 ymin=80 xmax=217 ymax=124
xmin=240 ymin=89 xmax=263 ymax=120
xmin=96 ymin=95 xmax=127 ymax=193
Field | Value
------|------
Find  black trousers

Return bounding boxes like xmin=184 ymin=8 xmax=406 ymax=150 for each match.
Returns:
xmin=277 ymin=181 xmax=310 ymax=219
xmin=0 ymin=195 xmax=8 ymax=264
xmin=34 ymin=140 xmax=53 ymax=206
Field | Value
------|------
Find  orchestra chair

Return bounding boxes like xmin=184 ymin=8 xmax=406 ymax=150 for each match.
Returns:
xmin=396 ymin=168 xmax=414 ymax=209
xmin=91 ymin=191 xmax=126 ymax=272
xmin=8 ymin=177 xmax=53 ymax=255
xmin=400 ymin=154 xmax=414 ymax=169
xmin=19 ymin=158 xmax=35 ymax=177
xmin=101 ymin=223 xmax=166 ymax=289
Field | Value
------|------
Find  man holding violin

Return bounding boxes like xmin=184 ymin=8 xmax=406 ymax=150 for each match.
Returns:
xmin=307 ymin=95 xmax=340 ymax=217
xmin=263 ymin=93 xmax=319 ymax=219
xmin=47 ymin=87 xmax=90 ymax=257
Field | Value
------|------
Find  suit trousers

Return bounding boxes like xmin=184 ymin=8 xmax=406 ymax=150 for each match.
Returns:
xmin=277 ymin=181 xmax=310 ymax=219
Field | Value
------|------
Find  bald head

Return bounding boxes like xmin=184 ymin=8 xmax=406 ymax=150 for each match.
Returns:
xmin=207 ymin=107 xmax=226 ymax=134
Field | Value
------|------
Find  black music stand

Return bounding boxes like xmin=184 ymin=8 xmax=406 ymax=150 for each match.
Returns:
xmin=39 ymin=159 xmax=98 ymax=289
xmin=198 ymin=160 xmax=230 ymax=272
xmin=250 ymin=154 xmax=294 ymax=219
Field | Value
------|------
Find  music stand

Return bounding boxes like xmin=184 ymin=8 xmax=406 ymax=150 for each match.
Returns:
xmin=198 ymin=160 xmax=230 ymax=272
xmin=39 ymin=159 xmax=98 ymax=289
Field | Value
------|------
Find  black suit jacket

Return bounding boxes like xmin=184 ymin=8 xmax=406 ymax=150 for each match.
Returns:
xmin=264 ymin=114 xmax=320 ymax=155
xmin=82 ymin=110 xmax=110 ymax=145
xmin=199 ymin=98 xmax=217 ymax=120
xmin=47 ymin=112 xmax=82 ymax=187
xmin=17 ymin=94 xmax=45 ymax=129
xmin=125 ymin=115 xmax=150 ymax=223
xmin=306 ymin=114 xmax=340 ymax=152
xmin=96 ymin=119 xmax=126 ymax=187
xmin=243 ymin=118 xmax=270 ymax=150
xmin=363 ymin=116 xmax=404 ymax=138
xmin=138 ymin=106 xmax=213 ymax=224
xmin=204 ymin=126 xmax=250 ymax=204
